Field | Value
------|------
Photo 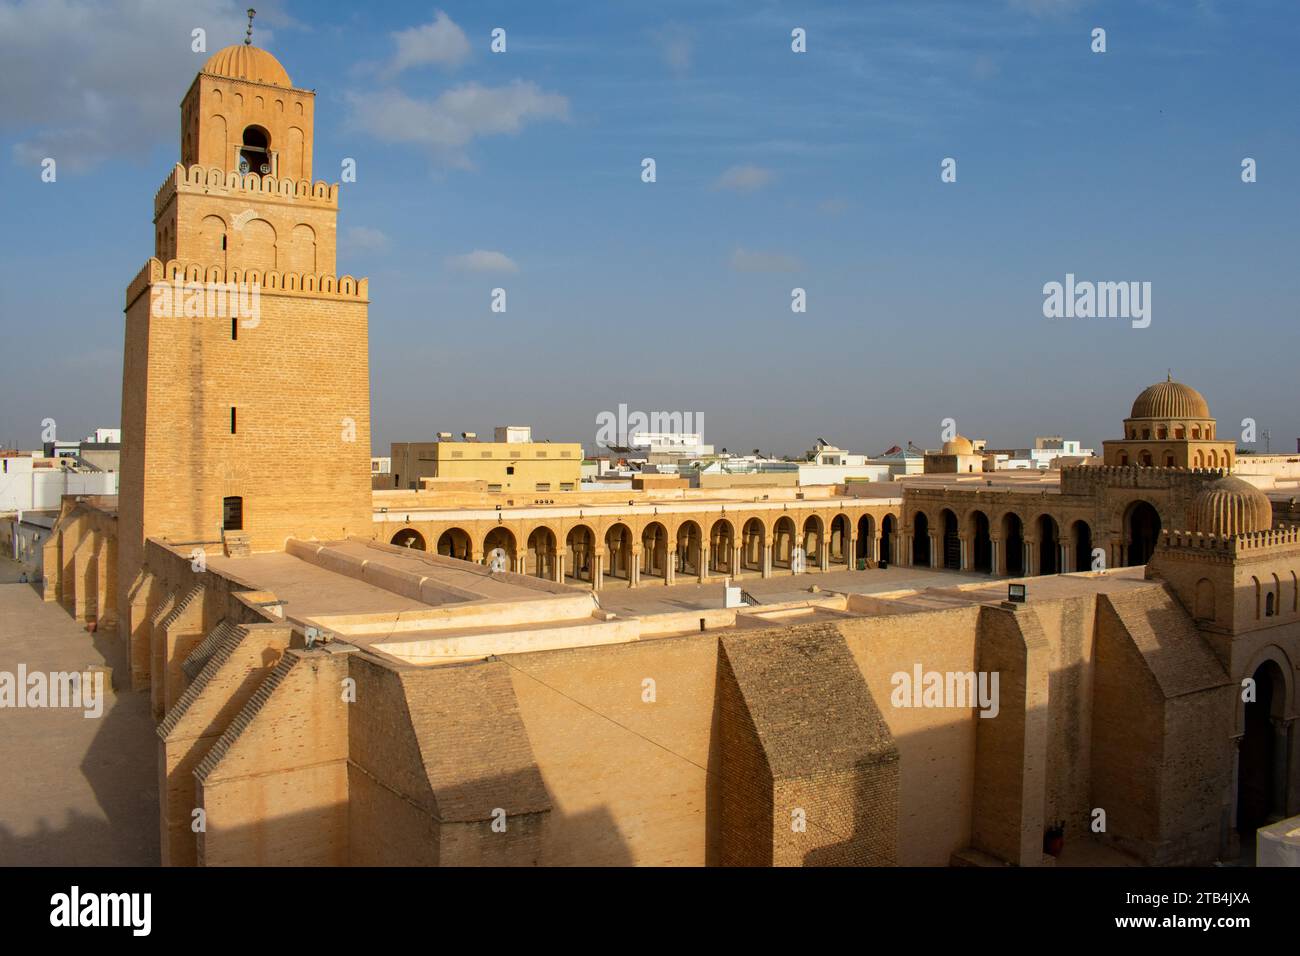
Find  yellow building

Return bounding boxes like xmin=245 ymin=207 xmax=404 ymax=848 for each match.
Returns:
xmin=391 ymin=427 xmax=582 ymax=493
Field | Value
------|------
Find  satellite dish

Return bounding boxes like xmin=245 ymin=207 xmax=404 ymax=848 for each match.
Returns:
xmin=487 ymin=548 xmax=508 ymax=573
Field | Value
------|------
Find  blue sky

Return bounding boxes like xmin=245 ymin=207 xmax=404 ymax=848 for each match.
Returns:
xmin=1 ymin=0 xmax=1296 ymax=457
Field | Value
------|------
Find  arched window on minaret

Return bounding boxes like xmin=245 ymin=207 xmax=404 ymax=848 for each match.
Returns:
xmin=239 ymin=125 xmax=273 ymax=176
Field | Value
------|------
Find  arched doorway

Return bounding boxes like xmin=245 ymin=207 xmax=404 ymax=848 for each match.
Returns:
xmin=437 ymin=527 xmax=472 ymax=561
xmin=1125 ymin=500 xmax=1161 ymax=567
xmin=391 ymin=528 xmax=425 ymax=550
xmin=801 ymin=516 xmax=823 ymax=570
xmin=741 ymin=518 xmax=765 ymax=572
xmin=1073 ymin=520 xmax=1092 ymax=573
xmin=856 ymin=514 xmax=875 ymax=567
xmin=1002 ymin=513 xmax=1024 ymax=577
xmin=605 ymin=524 xmax=633 ymax=581
xmin=971 ymin=511 xmax=992 ymax=573
xmin=710 ymin=519 xmax=735 ymax=574
xmin=1037 ymin=515 xmax=1059 ymax=575
xmin=641 ymin=522 xmax=668 ymax=581
xmin=829 ymin=515 xmax=850 ymax=567
xmin=676 ymin=521 xmax=702 ymax=576
xmin=773 ymin=517 xmax=797 ymax=570
xmin=239 ymin=124 xmax=272 ymax=175
xmin=527 ymin=527 xmax=556 ymax=579
xmin=941 ymin=509 xmax=960 ymax=570
xmin=912 ymin=512 xmax=930 ymax=567
xmin=483 ymin=527 xmax=517 ymax=570
xmin=880 ymin=514 xmax=895 ymax=565
xmin=1238 ymin=660 xmax=1288 ymax=834
xmin=566 ymin=525 xmax=596 ymax=584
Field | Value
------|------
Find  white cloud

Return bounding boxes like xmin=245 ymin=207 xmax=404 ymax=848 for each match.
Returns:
xmin=386 ymin=11 xmax=471 ymax=76
xmin=0 ymin=0 xmax=257 ymax=171
xmin=730 ymin=248 xmax=801 ymax=274
xmin=344 ymin=226 xmax=390 ymax=251
xmin=445 ymin=250 xmax=518 ymax=274
xmin=651 ymin=23 xmax=693 ymax=75
xmin=715 ymin=164 xmax=774 ymax=192
xmin=348 ymin=81 xmax=569 ymax=168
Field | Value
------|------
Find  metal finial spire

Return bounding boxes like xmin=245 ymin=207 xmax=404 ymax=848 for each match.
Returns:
xmin=245 ymin=8 xmax=256 ymax=45
xmin=1167 ymin=369 xmax=1172 ymax=381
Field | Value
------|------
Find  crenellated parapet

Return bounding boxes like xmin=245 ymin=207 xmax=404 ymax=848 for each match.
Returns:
xmin=126 ymin=257 xmax=368 ymax=308
xmin=1160 ymin=525 xmax=1300 ymax=558
xmin=1060 ymin=464 xmax=1225 ymax=496
xmin=154 ymin=163 xmax=339 ymax=219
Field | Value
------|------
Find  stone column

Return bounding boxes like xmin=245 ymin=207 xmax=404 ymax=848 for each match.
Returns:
xmin=958 ymin=534 xmax=970 ymax=571
xmin=666 ymin=549 xmax=676 ymax=586
xmin=845 ymin=526 xmax=855 ymax=570
xmin=1025 ymin=537 xmax=1039 ymax=576
xmin=733 ymin=544 xmax=743 ymax=580
xmin=553 ymin=551 xmax=564 ymax=583
xmin=929 ymin=531 xmax=941 ymax=569
xmin=990 ymin=537 xmax=1002 ymax=576
xmin=630 ymin=546 xmax=641 ymax=587
xmin=699 ymin=547 xmax=709 ymax=583
xmin=819 ymin=538 xmax=830 ymax=572
xmin=762 ymin=543 xmax=772 ymax=579
xmin=593 ymin=549 xmax=605 ymax=590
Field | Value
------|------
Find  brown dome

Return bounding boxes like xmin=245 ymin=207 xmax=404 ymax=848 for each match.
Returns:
xmin=1193 ymin=477 xmax=1272 ymax=536
xmin=1130 ymin=378 xmax=1210 ymax=420
xmin=202 ymin=45 xmax=292 ymax=88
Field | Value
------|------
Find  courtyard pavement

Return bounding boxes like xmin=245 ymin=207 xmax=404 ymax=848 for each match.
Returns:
xmin=0 ymin=557 xmax=158 ymax=866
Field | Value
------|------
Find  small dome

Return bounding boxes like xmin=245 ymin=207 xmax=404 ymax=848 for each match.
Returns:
xmin=202 ymin=44 xmax=292 ymax=88
xmin=943 ymin=435 xmax=975 ymax=456
xmin=1130 ymin=377 xmax=1210 ymax=420
xmin=1193 ymin=476 xmax=1272 ymax=536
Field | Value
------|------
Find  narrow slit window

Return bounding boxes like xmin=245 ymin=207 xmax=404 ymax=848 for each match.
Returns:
xmin=231 ymin=318 xmax=238 ymax=340
xmin=230 ymin=406 xmax=237 ymax=434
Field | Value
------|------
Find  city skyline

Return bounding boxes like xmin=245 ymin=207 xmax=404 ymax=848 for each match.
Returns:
xmin=1 ymin=0 xmax=1296 ymax=456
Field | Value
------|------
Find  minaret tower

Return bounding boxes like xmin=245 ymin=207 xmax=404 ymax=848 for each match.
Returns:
xmin=117 ymin=19 xmax=372 ymax=686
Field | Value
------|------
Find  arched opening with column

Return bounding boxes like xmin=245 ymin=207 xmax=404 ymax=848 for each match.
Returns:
xmin=970 ymin=511 xmax=992 ymax=573
xmin=709 ymin=519 xmax=735 ymax=574
xmin=856 ymin=514 xmax=875 ymax=567
xmin=1001 ymin=513 xmax=1024 ymax=577
xmin=911 ymin=512 xmax=930 ymax=567
xmin=1072 ymin=520 xmax=1093 ymax=573
xmin=1037 ymin=514 xmax=1059 ymax=575
xmin=566 ymin=525 xmax=596 ymax=584
xmin=526 ymin=526 xmax=556 ymax=579
xmin=605 ymin=523 xmax=634 ymax=581
xmin=829 ymin=514 xmax=851 ymax=567
xmin=880 ymin=514 xmax=896 ymax=565
xmin=390 ymin=528 xmax=425 ymax=550
xmin=437 ymin=527 xmax=472 ymax=561
xmin=940 ymin=509 xmax=960 ymax=570
xmin=801 ymin=515 xmax=824 ymax=570
xmin=641 ymin=522 xmax=669 ymax=581
xmin=773 ymin=516 xmax=797 ymax=569
xmin=1124 ymin=500 xmax=1162 ymax=567
xmin=741 ymin=518 xmax=765 ymax=572
xmin=675 ymin=520 xmax=702 ymax=577
xmin=1237 ymin=658 xmax=1290 ymax=834
xmin=483 ymin=527 xmax=517 ymax=569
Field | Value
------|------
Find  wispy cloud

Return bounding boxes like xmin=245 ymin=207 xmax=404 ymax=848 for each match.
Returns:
xmin=730 ymin=248 xmax=801 ymax=273
xmin=446 ymin=250 xmax=519 ymax=274
xmin=346 ymin=81 xmax=569 ymax=169
xmin=385 ymin=11 xmax=471 ymax=76
xmin=714 ymin=164 xmax=774 ymax=192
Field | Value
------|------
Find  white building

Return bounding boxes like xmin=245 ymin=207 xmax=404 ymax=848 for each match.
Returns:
xmin=0 ymin=454 xmax=116 ymax=511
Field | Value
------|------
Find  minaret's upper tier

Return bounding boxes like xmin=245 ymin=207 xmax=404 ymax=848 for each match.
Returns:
xmin=179 ymin=43 xmax=314 ymax=181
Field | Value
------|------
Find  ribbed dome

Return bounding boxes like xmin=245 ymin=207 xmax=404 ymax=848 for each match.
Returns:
xmin=943 ymin=435 xmax=975 ymax=456
xmin=202 ymin=45 xmax=292 ymax=87
xmin=1130 ymin=378 xmax=1210 ymax=420
xmin=1194 ymin=477 xmax=1272 ymax=537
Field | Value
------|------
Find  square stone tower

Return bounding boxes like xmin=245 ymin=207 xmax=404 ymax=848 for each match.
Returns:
xmin=117 ymin=41 xmax=373 ymax=656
